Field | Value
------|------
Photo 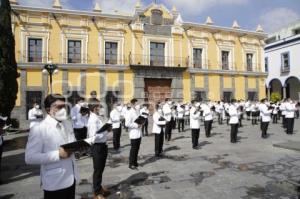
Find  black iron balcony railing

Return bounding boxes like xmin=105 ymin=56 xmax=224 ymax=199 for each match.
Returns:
xmin=99 ymin=54 xmax=127 ymax=65
xmin=129 ymin=54 xmax=189 ymax=67
xmin=244 ymin=62 xmax=260 ymax=72
xmin=59 ymin=53 xmax=89 ymax=64
xmin=281 ymin=65 xmax=290 ymax=73
xmin=218 ymin=62 xmax=236 ymax=70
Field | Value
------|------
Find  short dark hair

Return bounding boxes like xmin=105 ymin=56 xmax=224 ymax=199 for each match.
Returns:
xmin=231 ymin=99 xmax=237 ymax=103
xmin=165 ymin=98 xmax=170 ymax=102
xmin=44 ymin=94 xmax=66 ymax=112
xmin=90 ymin=91 xmax=97 ymax=95
xmin=131 ymin=98 xmax=138 ymax=104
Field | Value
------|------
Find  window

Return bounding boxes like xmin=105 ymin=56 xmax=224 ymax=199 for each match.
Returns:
xmin=28 ymin=38 xmax=42 ymax=62
xmin=223 ymin=92 xmax=232 ymax=103
xmin=105 ymin=42 xmax=118 ymax=65
xmin=281 ymin=52 xmax=290 ymax=71
xmin=151 ymin=9 xmax=163 ymax=25
xmin=221 ymin=51 xmax=229 ymax=70
xmin=150 ymin=42 xmax=165 ymax=66
xmin=265 ymin=57 xmax=268 ymax=72
xmin=248 ymin=92 xmax=257 ymax=101
xmin=246 ymin=53 xmax=253 ymax=71
xmin=193 ymin=48 xmax=202 ymax=68
xmin=194 ymin=91 xmax=206 ymax=101
xmin=68 ymin=40 xmax=81 ymax=63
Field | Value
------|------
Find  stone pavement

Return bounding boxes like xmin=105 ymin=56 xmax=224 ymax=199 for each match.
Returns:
xmin=1 ymin=118 xmax=300 ymax=199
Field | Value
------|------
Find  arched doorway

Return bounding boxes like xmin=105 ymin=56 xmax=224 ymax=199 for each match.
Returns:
xmin=285 ymin=77 xmax=300 ymax=100
xmin=269 ymin=79 xmax=282 ymax=97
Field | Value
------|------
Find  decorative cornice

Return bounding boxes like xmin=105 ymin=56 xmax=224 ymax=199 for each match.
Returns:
xmin=188 ymin=67 xmax=268 ymax=77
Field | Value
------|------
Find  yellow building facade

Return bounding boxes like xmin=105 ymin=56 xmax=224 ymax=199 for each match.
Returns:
xmin=10 ymin=1 xmax=267 ymax=119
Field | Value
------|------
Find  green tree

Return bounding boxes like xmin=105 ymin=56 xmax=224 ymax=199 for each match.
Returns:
xmin=270 ymin=92 xmax=282 ymax=103
xmin=0 ymin=0 xmax=19 ymax=118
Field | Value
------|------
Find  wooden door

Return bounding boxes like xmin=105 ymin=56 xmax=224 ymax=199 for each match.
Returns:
xmin=144 ymin=78 xmax=172 ymax=112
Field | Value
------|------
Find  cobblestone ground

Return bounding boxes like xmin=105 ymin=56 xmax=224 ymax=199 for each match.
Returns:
xmin=1 ymin=118 xmax=300 ymax=199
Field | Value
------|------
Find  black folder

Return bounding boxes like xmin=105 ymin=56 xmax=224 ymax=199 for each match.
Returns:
xmin=96 ymin=123 xmax=112 ymax=134
xmin=61 ymin=140 xmax=91 ymax=152
xmin=134 ymin=116 xmax=147 ymax=125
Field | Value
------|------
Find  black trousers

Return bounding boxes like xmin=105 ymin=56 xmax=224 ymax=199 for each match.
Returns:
xmin=177 ymin=118 xmax=185 ymax=132
xmin=204 ymin=120 xmax=212 ymax=137
xmin=165 ymin=121 xmax=172 ymax=141
xmin=218 ymin=113 xmax=223 ymax=124
xmin=74 ymin=127 xmax=87 ymax=140
xmin=246 ymin=111 xmax=251 ymax=120
xmin=273 ymin=114 xmax=278 ymax=123
xmin=261 ymin=122 xmax=269 ymax=138
xmin=92 ymin=143 xmax=108 ymax=195
xmin=191 ymin=129 xmax=200 ymax=148
xmin=113 ymin=127 xmax=122 ymax=150
xmin=230 ymin=124 xmax=238 ymax=143
xmin=282 ymin=115 xmax=286 ymax=128
xmin=142 ymin=118 xmax=148 ymax=136
xmin=44 ymin=180 xmax=76 ymax=199
xmin=286 ymin=118 xmax=295 ymax=134
xmin=129 ymin=138 xmax=141 ymax=167
xmin=155 ymin=130 xmax=164 ymax=156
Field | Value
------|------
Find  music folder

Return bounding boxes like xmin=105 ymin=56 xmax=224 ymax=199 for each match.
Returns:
xmin=61 ymin=138 xmax=92 ymax=152
xmin=134 ymin=116 xmax=147 ymax=125
xmin=96 ymin=123 xmax=112 ymax=134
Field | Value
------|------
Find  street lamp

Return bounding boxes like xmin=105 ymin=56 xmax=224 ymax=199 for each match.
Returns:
xmin=43 ymin=62 xmax=58 ymax=94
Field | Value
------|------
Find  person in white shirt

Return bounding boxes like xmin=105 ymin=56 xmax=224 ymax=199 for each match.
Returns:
xmin=216 ymin=101 xmax=224 ymax=125
xmin=0 ymin=116 xmax=8 ymax=184
xmin=25 ymin=94 xmax=78 ymax=199
xmin=152 ymin=104 xmax=166 ymax=157
xmin=140 ymin=104 xmax=150 ymax=136
xmin=184 ymin=103 xmax=190 ymax=125
xmin=70 ymin=99 xmax=88 ymax=141
xmin=125 ymin=99 xmax=143 ymax=170
xmin=245 ymin=100 xmax=251 ymax=120
xmin=28 ymin=102 xmax=43 ymax=128
xmin=285 ymin=98 xmax=297 ymax=134
xmin=259 ymin=99 xmax=273 ymax=138
xmin=228 ymin=99 xmax=239 ymax=143
xmin=87 ymin=98 xmax=112 ymax=199
xmin=177 ymin=102 xmax=185 ymax=132
xmin=163 ymin=98 xmax=173 ymax=141
xmin=110 ymin=102 xmax=123 ymax=150
xmin=280 ymin=100 xmax=287 ymax=128
xmin=190 ymin=101 xmax=201 ymax=149
xmin=272 ymin=103 xmax=279 ymax=123
xmin=201 ymin=101 xmax=213 ymax=138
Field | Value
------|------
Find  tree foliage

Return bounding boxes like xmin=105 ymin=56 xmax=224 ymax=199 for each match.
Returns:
xmin=0 ymin=0 xmax=19 ymax=118
xmin=270 ymin=92 xmax=282 ymax=103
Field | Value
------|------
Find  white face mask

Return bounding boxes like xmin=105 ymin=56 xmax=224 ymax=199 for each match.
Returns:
xmin=135 ymin=104 xmax=140 ymax=110
xmin=35 ymin=105 xmax=40 ymax=109
xmin=116 ymin=106 xmax=122 ymax=112
xmin=54 ymin=108 xmax=68 ymax=122
xmin=168 ymin=101 xmax=172 ymax=105
xmin=158 ymin=109 xmax=163 ymax=114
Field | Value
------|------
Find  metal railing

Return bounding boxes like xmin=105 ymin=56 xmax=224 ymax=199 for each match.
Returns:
xmin=59 ymin=53 xmax=89 ymax=64
xmin=99 ymin=54 xmax=128 ymax=65
xmin=129 ymin=54 xmax=189 ymax=67
xmin=17 ymin=51 xmax=48 ymax=63
xmin=218 ymin=62 xmax=236 ymax=71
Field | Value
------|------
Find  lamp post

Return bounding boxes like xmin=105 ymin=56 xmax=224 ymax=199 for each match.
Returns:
xmin=43 ymin=62 xmax=58 ymax=94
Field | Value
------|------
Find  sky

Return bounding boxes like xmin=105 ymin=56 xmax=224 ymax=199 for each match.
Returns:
xmin=18 ymin=0 xmax=300 ymax=33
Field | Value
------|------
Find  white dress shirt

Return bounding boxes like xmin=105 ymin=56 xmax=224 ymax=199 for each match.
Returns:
xmin=71 ymin=104 xmax=88 ymax=129
xmin=285 ymin=102 xmax=296 ymax=118
xmin=28 ymin=107 xmax=43 ymax=128
xmin=152 ymin=111 xmax=166 ymax=134
xmin=140 ymin=107 xmax=149 ymax=119
xmin=110 ymin=108 xmax=121 ymax=129
xmin=177 ymin=105 xmax=185 ymax=119
xmin=87 ymin=112 xmax=108 ymax=144
xmin=190 ymin=106 xmax=201 ymax=129
xmin=201 ymin=104 xmax=213 ymax=121
xmin=259 ymin=103 xmax=272 ymax=122
xmin=25 ymin=115 xmax=79 ymax=191
xmin=125 ymin=108 xmax=142 ymax=139
xmin=163 ymin=103 xmax=172 ymax=122
xmin=228 ymin=104 xmax=239 ymax=124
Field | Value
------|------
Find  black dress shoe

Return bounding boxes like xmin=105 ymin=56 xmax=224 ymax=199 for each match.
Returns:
xmin=129 ymin=165 xmax=137 ymax=170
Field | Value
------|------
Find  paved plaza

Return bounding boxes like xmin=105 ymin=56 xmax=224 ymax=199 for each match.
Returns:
xmin=1 ymin=118 xmax=300 ymax=199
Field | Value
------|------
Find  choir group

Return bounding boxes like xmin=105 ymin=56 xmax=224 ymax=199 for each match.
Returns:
xmin=7 ymin=91 xmax=298 ymax=199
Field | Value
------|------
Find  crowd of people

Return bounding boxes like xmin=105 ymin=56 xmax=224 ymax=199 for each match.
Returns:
xmin=2 ymin=91 xmax=297 ymax=199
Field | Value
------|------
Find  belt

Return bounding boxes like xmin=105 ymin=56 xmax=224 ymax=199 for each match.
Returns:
xmin=93 ymin=142 xmax=107 ymax=146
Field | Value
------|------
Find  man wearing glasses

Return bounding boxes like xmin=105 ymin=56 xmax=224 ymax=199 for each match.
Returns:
xmin=25 ymin=94 xmax=78 ymax=199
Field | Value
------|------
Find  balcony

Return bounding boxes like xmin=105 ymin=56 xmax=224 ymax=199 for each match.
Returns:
xmin=281 ymin=65 xmax=290 ymax=73
xmin=129 ymin=54 xmax=189 ymax=67
xmin=244 ymin=62 xmax=260 ymax=72
xmin=218 ymin=62 xmax=236 ymax=71
xmin=59 ymin=53 xmax=89 ymax=64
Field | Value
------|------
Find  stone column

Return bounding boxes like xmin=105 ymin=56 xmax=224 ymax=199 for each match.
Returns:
xmin=267 ymin=87 xmax=271 ymax=100
xmin=283 ymin=86 xmax=287 ymax=99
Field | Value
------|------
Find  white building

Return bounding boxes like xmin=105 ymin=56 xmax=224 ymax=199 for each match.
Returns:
xmin=265 ymin=21 xmax=300 ymax=100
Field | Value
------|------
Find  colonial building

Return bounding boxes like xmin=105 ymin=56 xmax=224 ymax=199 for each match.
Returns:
xmin=10 ymin=0 xmax=267 ymax=121
xmin=265 ymin=21 xmax=300 ymax=100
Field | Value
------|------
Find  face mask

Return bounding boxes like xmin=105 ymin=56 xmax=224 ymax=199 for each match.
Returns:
xmin=35 ymin=105 xmax=40 ymax=109
xmin=116 ymin=106 xmax=122 ymax=112
xmin=158 ymin=109 xmax=163 ymax=114
xmin=54 ymin=108 xmax=68 ymax=122
xmin=168 ymin=101 xmax=172 ymax=105
xmin=135 ymin=105 xmax=140 ymax=110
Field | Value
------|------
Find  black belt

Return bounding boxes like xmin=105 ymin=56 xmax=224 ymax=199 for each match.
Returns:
xmin=93 ymin=143 xmax=107 ymax=146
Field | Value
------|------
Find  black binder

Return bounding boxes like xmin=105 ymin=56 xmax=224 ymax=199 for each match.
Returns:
xmin=61 ymin=140 xmax=91 ymax=152
xmin=96 ymin=123 xmax=112 ymax=134
xmin=134 ymin=116 xmax=147 ymax=125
